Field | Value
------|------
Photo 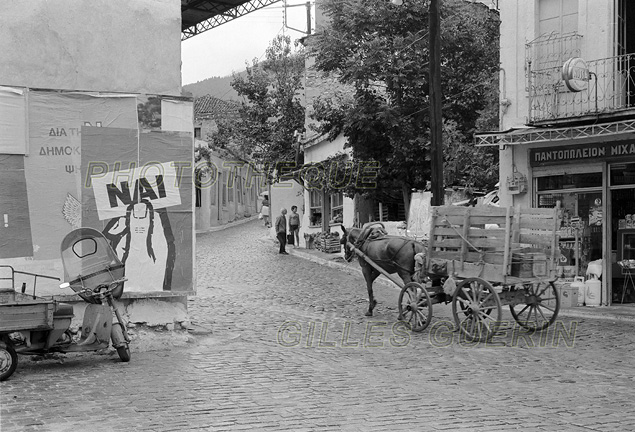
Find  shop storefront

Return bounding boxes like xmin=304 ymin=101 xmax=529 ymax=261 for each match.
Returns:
xmin=527 ymin=139 xmax=635 ymax=306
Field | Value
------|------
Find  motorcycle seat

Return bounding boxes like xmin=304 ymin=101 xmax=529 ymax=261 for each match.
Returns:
xmin=54 ymin=302 xmax=74 ymax=317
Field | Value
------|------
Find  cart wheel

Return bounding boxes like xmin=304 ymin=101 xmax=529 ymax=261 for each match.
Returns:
xmin=510 ymin=281 xmax=559 ymax=331
xmin=398 ymin=282 xmax=432 ymax=332
xmin=452 ymin=278 xmax=502 ymax=342
xmin=0 ymin=341 xmax=18 ymax=381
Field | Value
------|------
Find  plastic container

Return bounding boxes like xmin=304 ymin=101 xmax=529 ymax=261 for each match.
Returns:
xmin=585 ymin=278 xmax=601 ymax=306
xmin=570 ymin=277 xmax=585 ymax=306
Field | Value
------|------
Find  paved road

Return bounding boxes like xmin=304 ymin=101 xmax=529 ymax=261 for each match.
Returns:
xmin=2 ymin=219 xmax=635 ymax=431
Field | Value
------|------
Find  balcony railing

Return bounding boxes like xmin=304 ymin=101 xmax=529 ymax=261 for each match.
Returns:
xmin=527 ymin=53 xmax=635 ymax=124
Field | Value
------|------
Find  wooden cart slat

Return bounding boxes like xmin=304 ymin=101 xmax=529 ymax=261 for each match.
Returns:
xmin=0 ymin=289 xmax=55 ymax=333
xmin=0 ymin=303 xmax=55 ymax=332
xmin=426 ymin=205 xmax=561 ymax=284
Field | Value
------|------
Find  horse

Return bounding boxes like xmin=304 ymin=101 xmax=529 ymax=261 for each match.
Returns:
xmin=340 ymin=224 xmax=426 ymax=317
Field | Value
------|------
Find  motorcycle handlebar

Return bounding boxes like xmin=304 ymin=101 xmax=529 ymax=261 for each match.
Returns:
xmin=61 ymin=278 xmax=128 ymax=297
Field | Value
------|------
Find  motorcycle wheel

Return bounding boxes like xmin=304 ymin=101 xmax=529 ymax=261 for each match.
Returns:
xmin=116 ymin=345 xmax=131 ymax=362
xmin=111 ymin=324 xmax=131 ymax=362
xmin=0 ymin=341 xmax=18 ymax=381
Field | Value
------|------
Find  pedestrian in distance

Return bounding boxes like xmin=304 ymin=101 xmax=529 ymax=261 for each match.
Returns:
xmin=275 ymin=207 xmax=289 ymax=254
xmin=289 ymin=205 xmax=301 ymax=248
xmin=261 ymin=195 xmax=270 ymax=228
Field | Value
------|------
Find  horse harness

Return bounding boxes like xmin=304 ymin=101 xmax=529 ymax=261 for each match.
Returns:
xmin=351 ymin=225 xmax=423 ymax=274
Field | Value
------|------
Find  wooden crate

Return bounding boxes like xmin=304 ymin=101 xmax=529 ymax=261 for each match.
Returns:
xmin=317 ymin=238 xmax=341 ymax=253
xmin=426 ymin=205 xmax=560 ymax=284
xmin=0 ymin=290 xmax=55 ymax=332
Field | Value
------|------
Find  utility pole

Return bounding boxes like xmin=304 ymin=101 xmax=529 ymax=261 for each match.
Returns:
xmin=429 ymin=0 xmax=443 ymax=206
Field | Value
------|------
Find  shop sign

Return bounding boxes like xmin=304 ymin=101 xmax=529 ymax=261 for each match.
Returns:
xmin=562 ymin=57 xmax=589 ymax=92
xmin=530 ymin=141 xmax=635 ymax=166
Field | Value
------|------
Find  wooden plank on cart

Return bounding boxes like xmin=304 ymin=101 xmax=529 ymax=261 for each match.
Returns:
xmin=426 ymin=204 xmax=561 ymax=283
xmin=0 ymin=302 xmax=55 ymax=332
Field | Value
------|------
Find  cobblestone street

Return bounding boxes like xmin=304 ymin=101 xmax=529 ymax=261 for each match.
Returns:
xmin=2 ymin=219 xmax=635 ymax=431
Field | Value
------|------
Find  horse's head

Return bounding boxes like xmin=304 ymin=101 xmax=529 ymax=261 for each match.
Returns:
xmin=340 ymin=226 xmax=360 ymax=262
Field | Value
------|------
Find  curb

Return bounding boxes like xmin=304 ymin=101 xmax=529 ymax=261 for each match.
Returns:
xmin=557 ymin=307 xmax=635 ymax=323
xmin=196 ymin=215 xmax=260 ymax=235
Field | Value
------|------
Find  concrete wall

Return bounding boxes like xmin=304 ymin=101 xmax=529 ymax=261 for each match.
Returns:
xmin=0 ymin=0 xmax=182 ymax=95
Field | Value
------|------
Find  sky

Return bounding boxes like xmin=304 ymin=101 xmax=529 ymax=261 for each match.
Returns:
xmin=181 ymin=2 xmax=313 ymax=85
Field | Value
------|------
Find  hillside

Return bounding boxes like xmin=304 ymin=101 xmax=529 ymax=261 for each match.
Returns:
xmin=183 ymin=72 xmax=246 ymax=100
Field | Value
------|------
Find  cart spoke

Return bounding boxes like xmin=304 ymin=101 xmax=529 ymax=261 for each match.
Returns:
xmin=477 ymin=310 xmax=497 ymax=322
xmin=538 ymin=303 xmax=555 ymax=313
xmin=481 ymin=292 xmax=496 ymax=308
xmin=415 ymin=310 xmax=427 ymax=327
xmin=459 ymin=314 xmax=473 ymax=330
xmin=476 ymin=317 xmax=492 ymax=336
xmin=461 ymin=286 xmax=474 ymax=303
xmin=515 ymin=304 xmax=530 ymax=317
xmin=535 ymin=284 xmax=550 ymax=297
xmin=535 ymin=305 xmax=548 ymax=322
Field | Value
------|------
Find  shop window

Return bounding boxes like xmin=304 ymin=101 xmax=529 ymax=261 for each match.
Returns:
xmin=309 ymin=190 xmax=322 ymax=227
xmin=610 ymin=162 xmax=635 ymax=186
xmin=536 ymin=189 xmax=603 ymax=280
xmin=330 ymin=192 xmax=343 ymax=224
xmin=536 ymin=172 xmax=602 ymax=191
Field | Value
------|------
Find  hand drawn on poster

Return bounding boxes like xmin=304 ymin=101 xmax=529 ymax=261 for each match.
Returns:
xmin=91 ymin=162 xmax=180 ymax=292
xmin=103 ymin=200 xmax=175 ymax=292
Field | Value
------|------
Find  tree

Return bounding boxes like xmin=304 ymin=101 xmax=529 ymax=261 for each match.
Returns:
xmin=308 ymin=0 xmax=500 ymax=210
xmin=210 ymin=35 xmax=306 ymax=180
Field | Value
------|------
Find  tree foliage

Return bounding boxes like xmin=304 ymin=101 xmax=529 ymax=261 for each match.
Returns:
xmin=308 ymin=0 xmax=500 ymax=206
xmin=210 ymin=35 xmax=306 ymax=179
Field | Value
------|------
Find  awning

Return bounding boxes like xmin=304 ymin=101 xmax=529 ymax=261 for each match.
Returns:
xmin=474 ymin=119 xmax=635 ymax=147
xmin=181 ymin=0 xmax=281 ymax=40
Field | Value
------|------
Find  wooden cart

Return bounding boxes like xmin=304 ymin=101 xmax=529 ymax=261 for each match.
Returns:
xmin=405 ymin=205 xmax=562 ymax=341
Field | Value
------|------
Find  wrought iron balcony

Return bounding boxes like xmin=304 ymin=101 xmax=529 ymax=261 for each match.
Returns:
xmin=527 ymin=53 xmax=635 ymax=124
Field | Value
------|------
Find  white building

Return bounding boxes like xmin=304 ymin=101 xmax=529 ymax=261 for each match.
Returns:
xmin=478 ymin=0 xmax=635 ymax=306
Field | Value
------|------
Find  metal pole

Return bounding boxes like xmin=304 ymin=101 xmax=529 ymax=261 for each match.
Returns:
xmin=429 ymin=0 xmax=443 ymax=206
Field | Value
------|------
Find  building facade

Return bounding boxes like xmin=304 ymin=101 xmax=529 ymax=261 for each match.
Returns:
xmin=479 ymin=0 xmax=635 ymax=305
xmin=193 ymin=96 xmax=264 ymax=231
xmin=0 ymin=1 xmax=194 ymax=326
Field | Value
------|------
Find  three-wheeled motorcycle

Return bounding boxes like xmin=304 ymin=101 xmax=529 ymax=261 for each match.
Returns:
xmin=0 ymin=228 xmax=131 ymax=381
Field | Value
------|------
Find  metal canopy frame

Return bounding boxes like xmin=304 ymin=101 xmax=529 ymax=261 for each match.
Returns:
xmin=182 ymin=0 xmax=282 ymax=41
xmin=475 ymin=119 xmax=635 ymax=147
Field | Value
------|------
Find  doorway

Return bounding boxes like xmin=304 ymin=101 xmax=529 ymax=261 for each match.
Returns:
xmin=609 ymin=162 xmax=635 ymax=303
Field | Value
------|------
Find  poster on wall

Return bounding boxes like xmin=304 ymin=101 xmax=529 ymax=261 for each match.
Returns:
xmin=0 ymin=89 xmax=193 ymax=296
xmin=25 ymin=90 xmax=138 ymax=260
xmin=81 ymin=126 xmax=193 ymax=293
xmin=0 ymin=87 xmax=27 ymax=155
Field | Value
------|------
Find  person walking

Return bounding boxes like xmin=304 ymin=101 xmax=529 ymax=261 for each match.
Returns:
xmin=261 ymin=195 xmax=270 ymax=228
xmin=289 ymin=205 xmax=301 ymax=248
xmin=275 ymin=207 xmax=288 ymax=255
